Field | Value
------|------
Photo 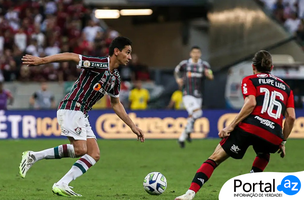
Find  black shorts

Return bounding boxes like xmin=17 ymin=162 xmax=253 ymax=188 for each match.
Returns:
xmin=220 ymin=128 xmax=280 ymax=159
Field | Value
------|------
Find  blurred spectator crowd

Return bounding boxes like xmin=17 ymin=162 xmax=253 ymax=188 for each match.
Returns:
xmin=257 ymin=0 xmax=304 ymax=48
xmin=0 ymin=0 xmax=120 ymax=82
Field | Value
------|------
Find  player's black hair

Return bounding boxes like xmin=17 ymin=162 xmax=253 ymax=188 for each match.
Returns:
xmin=109 ymin=36 xmax=132 ymax=56
xmin=252 ymin=50 xmax=272 ymax=73
xmin=191 ymin=46 xmax=201 ymax=51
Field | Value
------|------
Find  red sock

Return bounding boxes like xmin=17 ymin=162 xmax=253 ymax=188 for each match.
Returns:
xmin=251 ymin=153 xmax=270 ymax=172
xmin=189 ymin=159 xmax=217 ymax=193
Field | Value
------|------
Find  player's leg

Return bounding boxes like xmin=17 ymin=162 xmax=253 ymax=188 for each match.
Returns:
xmin=250 ymin=153 xmax=270 ymax=173
xmin=19 ymin=110 xmax=79 ymax=178
xmin=19 ymin=143 xmax=76 ymax=178
xmin=185 ymin=108 xmax=202 ymax=142
xmin=175 ymin=129 xmax=249 ymax=200
xmin=178 ymin=96 xmax=202 ymax=148
xmin=175 ymin=144 xmax=229 ymax=200
xmin=53 ymin=117 xmax=99 ymax=197
xmin=250 ymin=138 xmax=279 ymax=173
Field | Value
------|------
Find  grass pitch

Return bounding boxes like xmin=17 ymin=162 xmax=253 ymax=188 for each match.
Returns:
xmin=0 ymin=139 xmax=303 ymax=200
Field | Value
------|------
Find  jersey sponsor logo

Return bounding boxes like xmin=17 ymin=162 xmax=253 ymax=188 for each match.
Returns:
xmin=243 ymin=83 xmax=248 ymax=94
xmin=83 ymin=60 xmax=90 ymax=68
xmin=254 ymin=116 xmax=275 ymax=129
xmin=93 ymin=83 xmax=105 ymax=94
xmin=230 ymin=144 xmax=241 ymax=154
xmin=187 ymin=72 xmax=202 ymax=78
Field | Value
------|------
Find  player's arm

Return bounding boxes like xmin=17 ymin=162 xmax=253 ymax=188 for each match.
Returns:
xmin=50 ymin=95 xmax=56 ymax=109
xmin=218 ymin=95 xmax=256 ymax=138
xmin=174 ymin=62 xmax=184 ymax=87
xmin=22 ymin=53 xmax=80 ymax=66
xmin=110 ymin=96 xmax=144 ymax=142
xmin=219 ymin=77 xmax=256 ymax=138
xmin=282 ymin=90 xmax=296 ymax=141
xmin=203 ymin=62 xmax=214 ymax=80
xmin=204 ymin=69 xmax=214 ymax=80
xmin=29 ymin=92 xmax=37 ymax=108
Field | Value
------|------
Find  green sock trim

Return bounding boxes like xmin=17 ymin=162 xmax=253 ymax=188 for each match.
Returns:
xmin=54 ymin=147 xmax=60 ymax=159
xmin=73 ymin=163 xmax=86 ymax=174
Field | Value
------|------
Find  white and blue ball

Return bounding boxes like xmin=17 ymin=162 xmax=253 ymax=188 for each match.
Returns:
xmin=143 ymin=172 xmax=167 ymax=195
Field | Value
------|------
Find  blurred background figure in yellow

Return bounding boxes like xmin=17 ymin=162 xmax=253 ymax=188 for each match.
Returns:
xmin=129 ymin=80 xmax=150 ymax=110
xmin=167 ymin=86 xmax=184 ymax=110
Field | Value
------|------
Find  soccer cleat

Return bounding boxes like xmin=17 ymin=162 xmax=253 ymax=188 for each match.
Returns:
xmin=52 ymin=182 xmax=82 ymax=197
xmin=178 ymin=141 xmax=185 ymax=148
xmin=19 ymin=151 xmax=35 ymax=178
xmin=175 ymin=190 xmax=196 ymax=200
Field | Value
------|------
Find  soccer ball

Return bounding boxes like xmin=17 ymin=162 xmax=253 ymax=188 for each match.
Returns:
xmin=143 ymin=172 xmax=167 ymax=195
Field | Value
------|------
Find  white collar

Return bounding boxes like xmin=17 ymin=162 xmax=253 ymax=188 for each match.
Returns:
xmin=188 ymin=58 xmax=202 ymax=64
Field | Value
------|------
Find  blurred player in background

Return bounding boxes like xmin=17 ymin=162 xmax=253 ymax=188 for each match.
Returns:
xmin=167 ymin=86 xmax=184 ymax=110
xmin=19 ymin=36 xmax=144 ymax=197
xmin=174 ymin=46 xmax=213 ymax=148
xmin=0 ymin=81 xmax=14 ymax=110
xmin=29 ymin=82 xmax=56 ymax=109
xmin=175 ymin=50 xmax=295 ymax=200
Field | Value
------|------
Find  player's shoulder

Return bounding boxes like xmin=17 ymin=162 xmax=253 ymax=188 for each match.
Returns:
xmin=242 ymin=74 xmax=256 ymax=82
xmin=178 ymin=60 xmax=188 ymax=66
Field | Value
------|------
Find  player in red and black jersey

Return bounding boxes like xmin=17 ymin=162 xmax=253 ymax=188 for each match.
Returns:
xmin=19 ymin=37 xmax=145 ymax=197
xmin=175 ymin=50 xmax=296 ymax=200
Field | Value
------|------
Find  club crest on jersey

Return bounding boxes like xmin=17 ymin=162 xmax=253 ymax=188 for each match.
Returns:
xmin=74 ymin=127 xmax=82 ymax=135
xmin=83 ymin=60 xmax=90 ymax=68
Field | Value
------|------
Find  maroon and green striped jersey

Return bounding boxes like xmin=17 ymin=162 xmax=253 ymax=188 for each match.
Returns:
xmin=58 ymin=55 xmax=120 ymax=114
xmin=175 ymin=59 xmax=210 ymax=98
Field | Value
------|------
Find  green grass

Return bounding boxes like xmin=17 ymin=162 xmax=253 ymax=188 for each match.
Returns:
xmin=0 ymin=139 xmax=303 ymax=200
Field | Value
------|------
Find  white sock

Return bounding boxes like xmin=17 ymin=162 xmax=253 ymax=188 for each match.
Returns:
xmin=179 ymin=129 xmax=188 ymax=142
xmin=57 ymin=154 xmax=97 ymax=185
xmin=32 ymin=144 xmax=75 ymax=161
xmin=186 ymin=117 xmax=195 ymax=133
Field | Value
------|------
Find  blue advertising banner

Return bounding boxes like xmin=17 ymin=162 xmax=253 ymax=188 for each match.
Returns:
xmin=0 ymin=109 xmax=303 ymax=139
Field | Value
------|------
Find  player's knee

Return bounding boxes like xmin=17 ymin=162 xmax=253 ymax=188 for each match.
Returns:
xmin=91 ymin=152 xmax=100 ymax=162
xmin=192 ymin=109 xmax=202 ymax=119
xmin=74 ymin=147 xmax=87 ymax=157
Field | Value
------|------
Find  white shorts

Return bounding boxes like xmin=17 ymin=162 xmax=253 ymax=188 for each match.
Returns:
xmin=57 ymin=109 xmax=96 ymax=140
xmin=182 ymin=95 xmax=202 ymax=114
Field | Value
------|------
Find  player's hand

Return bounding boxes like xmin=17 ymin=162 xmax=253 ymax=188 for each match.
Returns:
xmin=218 ymin=126 xmax=234 ymax=138
xmin=278 ymin=144 xmax=286 ymax=158
xmin=131 ymin=125 xmax=145 ymax=142
xmin=22 ymin=54 xmax=43 ymax=66
xmin=176 ymin=78 xmax=184 ymax=87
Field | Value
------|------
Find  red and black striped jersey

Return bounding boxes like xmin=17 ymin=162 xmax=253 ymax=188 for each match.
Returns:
xmin=58 ymin=55 xmax=120 ymax=114
xmin=175 ymin=59 xmax=210 ymax=98
xmin=238 ymin=73 xmax=294 ymax=145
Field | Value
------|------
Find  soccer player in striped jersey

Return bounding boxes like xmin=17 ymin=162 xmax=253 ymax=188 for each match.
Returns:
xmin=19 ymin=36 xmax=144 ymax=197
xmin=174 ymin=46 xmax=214 ymax=148
xmin=175 ymin=50 xmax=295 ymax=200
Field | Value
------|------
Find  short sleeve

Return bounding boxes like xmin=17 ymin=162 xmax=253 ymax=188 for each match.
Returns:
xmin=241 ymin=77 xmax=256 ymax=97
xmin=107 ymin=78 xmax=120 ymax=98
xmin=77 ymin=55 xmax=108 ymax=71
xmin=287 ymin=90 xmax=295 ymax=108
xmin=202 ymin=61 xmax=211 ymax=69
xmin=175 ymin=61 xmax=186 ymax=74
